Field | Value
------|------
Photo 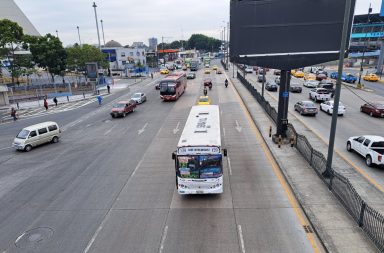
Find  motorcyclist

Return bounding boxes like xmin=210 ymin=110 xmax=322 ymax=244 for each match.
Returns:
xmin=225 ymin=79 xmax=228 ymax=88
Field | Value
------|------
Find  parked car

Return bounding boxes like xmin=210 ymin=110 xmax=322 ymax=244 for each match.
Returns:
xmin=245 ymin=67 xmax=253 ymax=73
xmin=289 ymin=83 xmax=302 ymax=93
xmin=257 ymin=74 xmax=266 ymax=82
xmin=131 ymin=92 xmax=147 ymax=104
xmin=316 ymin=73 xmax=327 ymax=81
xmin=187 ymin=73 xmax=196 ymax=79
xmin=265 ymin=81 xmax=278 ymax=91
xmin=360 ymin=102 xmax=384 ymax=117
xmin=273 ymin=69 xmax=281 ymax=75
xmin=304 ymin=80 xmax=319 ymax=88
xmin=363 ymin=73 xmax=379 ymax=82
xmin=294 ymin=101 xmax=318 ymax=116
xmin=309 ymin=88 xmax=331 ymax=102
xmin=12 ymin=122 xmax=61 ymax=152
xmin=110 ymin=100 xmax=136 ymax=118
xmin=197 ymin=96 xmax=211 ymax=105
xmin=320 ymin=101 xmax=346 ymax=116
xmin=347 ymin=135 xmax=384 ymax=167
xmin=204 ymin=78 xmax=213 ymax=87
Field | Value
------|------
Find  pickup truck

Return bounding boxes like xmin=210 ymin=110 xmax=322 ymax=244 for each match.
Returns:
xmin=347 ymin=135 xmax=384 ymax=167
xmin=309 ymin=88 xmax=331 ymax=102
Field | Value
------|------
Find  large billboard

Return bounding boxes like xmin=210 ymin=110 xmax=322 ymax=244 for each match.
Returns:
xmin=230 ymin=0 xmax=356 ymax=69
xmin=381 ymin=0 xmax=384 ymax=16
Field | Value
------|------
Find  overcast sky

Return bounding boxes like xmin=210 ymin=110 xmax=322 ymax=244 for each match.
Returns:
xmin=13 ymin=0 xmax=383 ymax=47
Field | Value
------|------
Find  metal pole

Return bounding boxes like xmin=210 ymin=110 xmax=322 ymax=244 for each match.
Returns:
xmin=56 ymin=30 xmax=59 ymax=39
xmin=227 ymin=22 xmax=230 ymax=66
xmin=77 ymin=26 xmax=82 ymax=46
xmin=92 ymin=2 xmax=101 ymax=50
xmin=262 ymin=70 xmax=265 ymax=98
xmin=324 ymin=0 xmax=353 ymax=178
xmin=275 ymin=70 xmax=290 ymax=138
xmin=100 ymin=19 xmax=106 ymax=47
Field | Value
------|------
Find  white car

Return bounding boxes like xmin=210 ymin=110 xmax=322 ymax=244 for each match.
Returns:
xmin=304 ymin=80 xmax=319 ymax=88
xmin=245 ymin=67 xmax=253 ymax=73
xmin=347 ymin=135 xmax=384 ymax=167
xmin=131 ymin=92 xmax=147 ymax=104
xmin=309 ymin=88 xmax=331 ymax=102
xmin=320 ymin=101 xmax=346 ymax=116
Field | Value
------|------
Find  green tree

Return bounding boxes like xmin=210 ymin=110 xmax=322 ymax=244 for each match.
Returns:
xmin=188 ymin=34 xmax=221 ymax=51
xmin=12 ymin=54 xmax=34 ymax=85
xmin=25 ymin=34 xmax=67 ymax=83
xmin=0 ymin=19 xmax=24 ymax=84
xmin=66 ymin=44 xmax=108 ymax=71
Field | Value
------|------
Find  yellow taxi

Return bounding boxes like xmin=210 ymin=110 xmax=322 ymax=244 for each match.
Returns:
xmin=291 ymin=69 xmax=296 ymax=75
xmin=204 ymin=68 xmax=211 ymax=74
xmin=304 ymin=73 xmax=316 ymax=81
xmin=363 ymin=73 xmax=379 ymax=82
xmin=197 ymin=96 xmax=211 ymax=105
xmin=160 ymin=68 xmax=169 ymax=75
xmin=212 ymin=65 xmax=218 ymax=70
xmin=293 ymin=71 xmax=305 ymax=78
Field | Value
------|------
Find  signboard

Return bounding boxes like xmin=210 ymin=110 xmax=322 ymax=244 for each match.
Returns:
xmin=282 ymin=92 xmax=289 ymax=98
xmin=381 ymin=0 xmax=384 ymax=17
xmin=230 ymin=0 xmax=356 ymax=69
xmin=178 ymin=146 xmax=220 ymax=155
xmin=85 ymin=63 xmax=98 ymax=79
xmin=351 ymin=32 xmax=384 ymax=39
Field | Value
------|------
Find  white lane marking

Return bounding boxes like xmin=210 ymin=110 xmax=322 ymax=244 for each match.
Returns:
xmin=227 ymin=156 xmax=232 ymax=176
xmin=235 ymin=120 xmax=242 ymax=133
xmin=14 ymin=232 xmax=25 ymax=244
xmin=83 ymin=223 xmax=105 ymax=253
xmin=0 ymin=146 xmax=12 ymax=151
xmin=238 ymin=225 xmax=246 ymax=253
xmin=138 ymin=122 xmax=148 ymax=135
xmin=223 ymin=127 xmax=226 ymax=137
xmin=132 ymin=157 xmax=144 ymax=177
xmin=158 ymin=226 xmax=169 ymax=253
xmin=104 ymin=125 xmax=117 ymax=136
xmin=86 ymin=124 xmax=92 ymax=128
xmin=173 ymin=122 xmax=180 ymax=134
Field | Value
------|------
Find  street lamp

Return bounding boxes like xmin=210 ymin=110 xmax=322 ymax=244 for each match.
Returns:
xmin=92 ymin=2 xmax=101 ymax=50
xmin=357 ymin=3 xmax=373 ymax=87
xmin=56 ymin=30 xmax=59 ymax=38
xmin=77 ymin=26 xmax=82 ymax=46
xmin=100 ymin=20 xmax=106 ymax=47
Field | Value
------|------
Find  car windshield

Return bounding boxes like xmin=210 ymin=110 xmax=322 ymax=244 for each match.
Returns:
xmin=160 ymin=82 xmax=176 ymax=94
xmin=373 ymin=104 xmax=384 ymax=109
xmin=199 ymin=97 xmax=209 ymax=102
xmin=132 ymin=94 xmax=141 ymax=98
xmin=177 ymin=155 xmax=222 ymax=179
xmin=303 ymin=102 xmax=315 ymax=107
xmin=113 ymin=103 xmax=126 ymax=108
xmin=17 ymin=129 xmax=30 ymax=139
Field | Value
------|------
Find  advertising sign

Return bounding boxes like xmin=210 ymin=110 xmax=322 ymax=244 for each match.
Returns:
xmin=86 ymin=63 xmax=98 ymax=79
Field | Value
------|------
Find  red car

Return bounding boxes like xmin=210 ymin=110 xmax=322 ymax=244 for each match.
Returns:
xmin=360 ymin=102 xmax=384 ymax=117
xmin=110 ymin=100 xmax=136 ymax=118
xmin=204 ymin=78 xmax=212 ymax=87
xmin=316 ymin=73 xmax=327 ymax=81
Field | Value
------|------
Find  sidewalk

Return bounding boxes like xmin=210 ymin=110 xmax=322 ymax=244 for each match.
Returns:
xmin=228 ymin=72 xmax=379 ymax=252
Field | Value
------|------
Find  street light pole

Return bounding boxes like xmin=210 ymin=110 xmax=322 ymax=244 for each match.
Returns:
xmin=227 ymin=21 xmax=230 ymax=67
xmin=357 ymin=3 xmax=373 ymax=87
xmin=77 ymin=26 xmax=82 ymax=46
xmin=92 ymin=2 xmax=101 ymax=50
xmin=56 ymin=30 xmax=59 ymax=38
xmin=100 ymin=19 xmax=106 ymax=47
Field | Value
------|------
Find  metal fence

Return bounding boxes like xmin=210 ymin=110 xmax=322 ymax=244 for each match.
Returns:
xmin=232 ymin=66 xmax=384 ymax=252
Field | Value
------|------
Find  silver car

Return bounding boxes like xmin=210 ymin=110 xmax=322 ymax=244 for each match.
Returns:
xmin=131 ymin=92 xmax=147 ymax=104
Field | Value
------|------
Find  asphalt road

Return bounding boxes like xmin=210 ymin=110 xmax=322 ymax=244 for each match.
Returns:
xmin=0 ymin=63 xmax=323 ymax=253
xmin=246 ymin=70 xmax=384 ymax=191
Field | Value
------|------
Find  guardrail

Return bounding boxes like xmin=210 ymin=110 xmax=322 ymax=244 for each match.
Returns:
xmin=231 ymin=65 xmax=384 ymax=252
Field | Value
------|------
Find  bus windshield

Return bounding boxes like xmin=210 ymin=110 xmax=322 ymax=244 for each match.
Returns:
xmin=177 ymin=155 xmax=222 ymax=179
xmin=160 ymin=81 xmax=176 ymax=95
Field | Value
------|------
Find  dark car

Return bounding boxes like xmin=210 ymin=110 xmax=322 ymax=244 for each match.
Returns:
xmin=360 ymin=102 xmax=384 ymax=117
xmin=204 ymin=78 xmax=212 ymax=87
xmin=187 ymin=73 xmax=196 ymax=79
xmin=257 ymin=74 xmax=266 ymax=82
xmin=316 ymin=73 xmax=327 ymax=81
xmin=265 ymin=81 xmax=278 ymax=91
xmin=289 ymin=83 xmax=302 ymax=93
xmin=294 ymin=101 xmax=318 ymax=116
xmin=316 ymin=70 xmax=328 ymax=76
xmin=110 ymin=100 xmax=136 ymax=118
xmin=274 ymin=69 xmax=281 ymax=76
xmin=318 ymin=81 xmax=335 ymax=97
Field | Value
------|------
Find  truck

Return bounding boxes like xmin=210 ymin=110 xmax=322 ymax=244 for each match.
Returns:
xmin=347 ymin=135 xmax=384 ymax=167
xmin=190 ymin=60 xmax=199 ymax=71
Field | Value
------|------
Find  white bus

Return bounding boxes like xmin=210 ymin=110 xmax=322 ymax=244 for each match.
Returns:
xmin=172 ymin=105 xmax=227 ymax=194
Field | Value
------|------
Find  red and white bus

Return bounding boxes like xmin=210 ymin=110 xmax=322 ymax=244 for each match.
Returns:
xmin=159 ymin=73 xmax=187 ymax=101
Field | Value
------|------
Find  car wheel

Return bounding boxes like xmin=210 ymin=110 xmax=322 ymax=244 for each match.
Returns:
xmin=346 ymin=142 xmax=352 ymax=152
xmin=132 ymin=107 xmax=135 ymax=112
xmin=300 ymin=110 xmax=303 ymax=115
xmin=366 ymin=155 xmax=373 ymax=167
xmin=315 ymin=97 xmax=318 ymax=102
xmin=327 ymin=110 xmax=331 ymax=115
xmin=369 ymin=112 xmax=373 ymax=117
xmin=24 ymin=145 xmax=32 ymax=152
xmin=52 ymin=136 xmax=59 ymax=143
xmin=360 ymin=107 xmax=363 ymax=112
xmin=123 ymin=112 xmax=126 ymax=117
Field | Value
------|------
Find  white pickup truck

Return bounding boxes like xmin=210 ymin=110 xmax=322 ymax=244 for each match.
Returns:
xmin=309 ymin=88 xmax=331 ymax=102
xmin=347 ymin=135 xmax=384 ymax=167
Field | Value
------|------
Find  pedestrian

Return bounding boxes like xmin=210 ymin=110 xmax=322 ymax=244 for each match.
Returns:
xmin=10 ymin=107 xmax=17 ymax=121
xmin=43 ymin=99 xmax=49 ymax=111
xmin=97 ymin=95 xmax=103 ymax=106
xmin=53 ymin=97 xmax=58 ymax=106
xmin=107 ymin=85 xmax=111 ymax=94
xmin=151 ymin=72 xmax=153 ymax=79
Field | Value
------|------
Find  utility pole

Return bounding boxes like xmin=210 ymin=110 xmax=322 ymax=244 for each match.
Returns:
xmin=77 ymin=26 xmax=82 ymax=46
xmin=92 ymin=2 xmax=101 ymax=50
xmin=56 ymin=30 xmax=59 ymax=39
xmin=227 ymin=21 xmax=230 ymax=67
xmin=324 ymin=0 xmax=353 ymax=178
xmin=100 ymin=19 xmax=106 ymax=47
xmin=357 ymin=3 xmax=373 ymax=87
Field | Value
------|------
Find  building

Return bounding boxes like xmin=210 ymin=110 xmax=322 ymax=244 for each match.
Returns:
xmin=131 ymin=42 xmax=145 ymax=48
xmin=148 ymin=38 xmax=158 ymax=51
xmin=0 ymin=84 xmax=9 ymax=106
xmin=102 ymin=40 xmax=146 ymax=70
xmin=0 ymin=0 xmax=39 ymax=36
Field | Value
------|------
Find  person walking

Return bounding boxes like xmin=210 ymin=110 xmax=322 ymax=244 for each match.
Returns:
xmin=107 ymin=85 xmax=111 ymax=94
xmin=10 ymin=107 xmax=17 ymax=121
xmin=43 ymin=99 xmax=49 ymax=111
xmin=151 ymin=72 xmax=153 ymax=79
xmin=53 ymin=97 xmax=58 ymax=106
xmin=97 ymin=95 xmax=103 ymax=106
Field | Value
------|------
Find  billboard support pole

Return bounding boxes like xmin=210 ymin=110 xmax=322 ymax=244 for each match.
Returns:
xmin=274 ymin=70 xmax=290 ymax=140
xmin=324 ymin=0 xmax=352 ymax=178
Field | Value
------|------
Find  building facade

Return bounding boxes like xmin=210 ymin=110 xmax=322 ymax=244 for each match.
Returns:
xmin=148 ymin=38 xmax=158 ymax=51
xmin=102 ymin=43 xmax=146 ymax=70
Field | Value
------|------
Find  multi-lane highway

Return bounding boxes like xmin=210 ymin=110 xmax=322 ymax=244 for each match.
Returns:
xmin=0 ymin=63 xmax=324 ymax=252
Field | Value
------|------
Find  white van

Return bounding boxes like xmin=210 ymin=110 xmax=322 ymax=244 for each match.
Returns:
xmin=13 ymin=121 xmax=61 ymax=152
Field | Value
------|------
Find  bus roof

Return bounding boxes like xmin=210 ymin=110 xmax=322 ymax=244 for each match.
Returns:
xmin=177 ymin=105 xmax=221 ymax=148
xmin=163 ymin=73 xmax=185 ymax=81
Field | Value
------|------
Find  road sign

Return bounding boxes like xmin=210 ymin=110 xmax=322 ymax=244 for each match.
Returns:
xmin=282 ymin=92 xmax=289 ymax=98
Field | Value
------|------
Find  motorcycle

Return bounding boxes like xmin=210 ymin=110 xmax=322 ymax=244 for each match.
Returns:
xmin=209 ymin=84 xmax=212 ymax=90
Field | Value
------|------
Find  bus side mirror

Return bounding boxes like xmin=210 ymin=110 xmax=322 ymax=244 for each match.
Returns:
xmin=223 ymin=149 xmax=228 ymax=157
xmin=172 ymin=152 xmax=176 ymax=160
